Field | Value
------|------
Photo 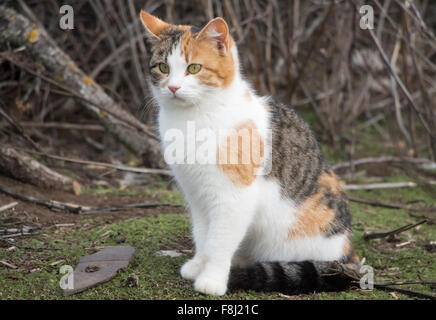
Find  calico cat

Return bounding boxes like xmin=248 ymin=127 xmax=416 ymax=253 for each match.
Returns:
xmin=140 ymin=10 xmax=360 ymax=296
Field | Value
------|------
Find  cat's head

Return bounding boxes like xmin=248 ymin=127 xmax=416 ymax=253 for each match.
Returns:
xmin=140 ymin=10 xmax=238 ymax=109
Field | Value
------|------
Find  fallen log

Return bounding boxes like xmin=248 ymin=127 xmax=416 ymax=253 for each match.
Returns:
xmin=0 ymin=145 xmax=79 ymax=193
xmin=0 ymin=5 xmax=165 ymax=168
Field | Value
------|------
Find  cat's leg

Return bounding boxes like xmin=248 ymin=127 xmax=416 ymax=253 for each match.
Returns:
xmin=193 ymin=196 xmax=256 ymax=296
xmin=180 ymin=204 xmax=209 ymax=281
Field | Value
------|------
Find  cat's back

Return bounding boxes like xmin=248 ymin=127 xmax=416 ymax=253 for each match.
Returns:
xmin=266 ymin=99 xmax=325 ymax=204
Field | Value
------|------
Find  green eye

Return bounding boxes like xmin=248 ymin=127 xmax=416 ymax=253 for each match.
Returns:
xmin=159 ymin=63 xmax=169 ymax=74
xmin=187 ymin=64 xmax=202 ymax=74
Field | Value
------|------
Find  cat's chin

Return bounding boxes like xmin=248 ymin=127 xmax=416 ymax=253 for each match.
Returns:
xmin=160 ymin=96 xmax=196 ymax=109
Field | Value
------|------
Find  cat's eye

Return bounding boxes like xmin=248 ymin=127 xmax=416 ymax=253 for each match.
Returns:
xmin=187 ymin=64 xmax=202 ymax=74
xmin=159 ymin=63 xmax=170 ymax=74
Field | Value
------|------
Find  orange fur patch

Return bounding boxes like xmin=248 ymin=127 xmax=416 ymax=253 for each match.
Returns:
xmin=319 ymin=170 xmax=343 ymax=196
xmin=218 ymin=120 xmax=264 ymax=187
xmin=288 ymin=190 xmax=336 ymax=239
xmin=288 ymin=171 xmax=345 ymax=239
xmin=179 ymin=30 xmax=235 ymax=88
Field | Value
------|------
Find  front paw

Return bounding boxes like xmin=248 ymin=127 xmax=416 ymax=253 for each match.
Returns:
xmin=194 ymin=274 xmax=227 ymax=296
xmin=180 ymin=258 xmax=203 ymax=281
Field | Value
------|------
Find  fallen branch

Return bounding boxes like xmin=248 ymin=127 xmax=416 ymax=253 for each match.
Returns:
xmin=0 ymin=225 xmax=39 ymax=239
xmin=343 ymin=181 xmax=436 ymax=190
xmin=9 ymin=122 xmax=105 ymax=132
xmin=16 ymin=147 xmax=172 ymax=176
xmin=0 ymin=6 xmax=165 ymax=168
xmin=363 ymin=219 xmax=427 ymax=241
xmin=376 ymin=279 xmax=436 ymax=286
xmin=0 ymin=145 xmax=80 ymax=192
xmin=0 ymin=202 xmax=18 ymax=213
xmin=0 ymin=184 xmax=84 ymax=213
xmin=0 ymin=185 xmax=181 ymax=214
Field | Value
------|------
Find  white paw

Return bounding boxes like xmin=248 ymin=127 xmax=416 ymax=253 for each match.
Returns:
xmin=194 ymin=274 xmax=227 ymax=296
xmin=180 ymin=259 xmax=202 ymax=281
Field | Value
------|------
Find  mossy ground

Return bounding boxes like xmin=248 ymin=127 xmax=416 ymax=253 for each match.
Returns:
xmin=0 ymin=178 xmax=434 ymax=300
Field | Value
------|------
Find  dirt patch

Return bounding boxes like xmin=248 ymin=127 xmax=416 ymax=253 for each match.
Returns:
xmin=0 ymin=175 xmax=186 ymax=228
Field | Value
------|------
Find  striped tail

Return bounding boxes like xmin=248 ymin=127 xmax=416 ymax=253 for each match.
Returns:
xmin=228 ymin=260 xmax=360 ymax=294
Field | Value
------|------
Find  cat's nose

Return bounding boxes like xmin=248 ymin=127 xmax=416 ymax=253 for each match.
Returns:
xmin=168 ymin=86 xmax=180 ymax=94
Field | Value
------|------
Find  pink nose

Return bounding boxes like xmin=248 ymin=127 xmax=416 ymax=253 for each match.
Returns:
xmin=168 ymin=86 xmax=180 ymax=94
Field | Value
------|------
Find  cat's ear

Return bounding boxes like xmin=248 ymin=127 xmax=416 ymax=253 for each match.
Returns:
xmin=139 ymin=10 xmax=170 ymax=40
xmin=197 ymin=17 xmax=231 ymax=55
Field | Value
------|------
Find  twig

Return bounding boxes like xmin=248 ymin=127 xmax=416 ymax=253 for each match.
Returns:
xmin=0 ymin=104 xmax=43 ymax=152
xmin=408 ymin=212 xmax=436 ymax=224
xmin=326 ymin=261 xmax=435 ymax=299
xmin=0 ymin=185 xmax=181 ymax=214
xmin=363 ymin=220 xmax=427 ymax=241
xmin=376 ymin=280 xmax=436 ymax=286
xmin=287 ymin=1 xmax=334 ymax=100
xmin=0 ymin=260 xmax=17 ymax=269
xmin=0 ymin=184 xmax=85 ymax=213
xmin=16 ymin=147 xmax=172 ymax=176
xmin=366 ymin=23 xmax=436 ymax=141
xmin=0 ymin=231 xmax=38 ymax=239
xmin=8 ymin=122 xmax=105 ymax=131
xmin=374 ymin=284 xmax=435 ymax=300
xmin=343 ymin=181 xmax=436 ymax=191
xmin=0 ymin=52 xmax=159 ymax=142
xmin=81 ymin=202 xmax=183 ymax=214
xmin=0 ymin=202 xmax=18 ymax=213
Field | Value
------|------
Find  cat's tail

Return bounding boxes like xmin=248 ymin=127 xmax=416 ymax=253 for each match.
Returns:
xmin=228 ymin=260 xmax=361 ymax=294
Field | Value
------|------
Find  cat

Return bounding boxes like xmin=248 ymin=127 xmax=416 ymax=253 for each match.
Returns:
xmin=139 ymin=10 xmax=360 ymax=296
